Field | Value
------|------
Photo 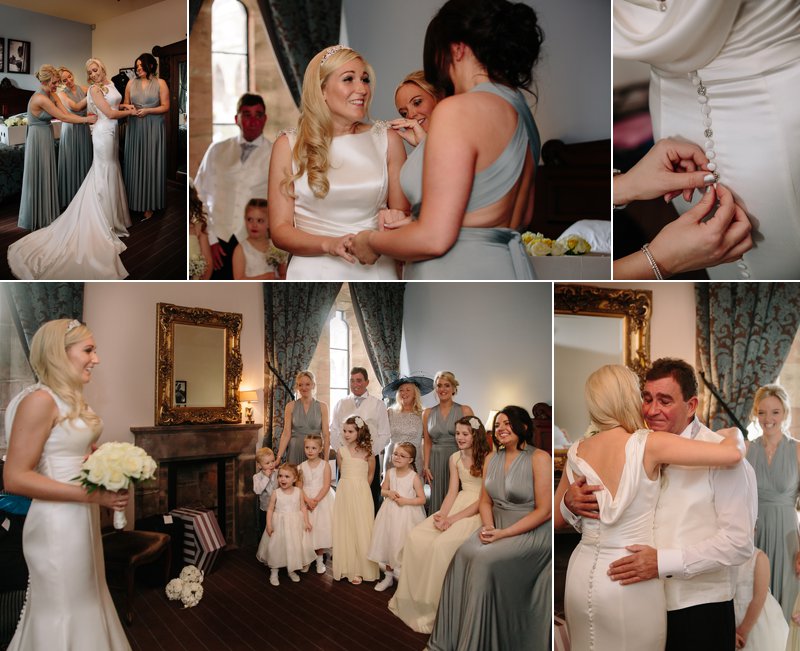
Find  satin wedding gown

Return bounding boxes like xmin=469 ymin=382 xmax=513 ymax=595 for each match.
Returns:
xmin=8 ymin=82 xmax=131 ymax=279
xmin=283 ymin=123 xmax=398 ymax=280
xmin=5 ymin=385 xmax=130 ymax=651
xmin=614 ymin=0 xmax=800 ymax=279
xmin=564 ymin=430 xmax=667 ymax=650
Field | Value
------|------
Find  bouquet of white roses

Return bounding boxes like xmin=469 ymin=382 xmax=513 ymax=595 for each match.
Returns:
xmin=522 ymin=231 xmax=591 ymax=257
xmin=75 ymin=442 xmax=157 ymax=529
xmin=189 ymin=253 xmax=207 ymax=279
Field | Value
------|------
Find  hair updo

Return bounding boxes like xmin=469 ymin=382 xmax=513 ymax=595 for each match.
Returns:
xmin=35 ymin=65 xmax=60 ymax=85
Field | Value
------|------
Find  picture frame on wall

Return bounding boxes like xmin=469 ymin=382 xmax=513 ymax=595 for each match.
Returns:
xmin=0 ymin=38 xmax=5 ymax=73
xmin=119 ymin=67 xmax=136 ymax=81
xmin=7 ymin=39 xmax=31 ymax=74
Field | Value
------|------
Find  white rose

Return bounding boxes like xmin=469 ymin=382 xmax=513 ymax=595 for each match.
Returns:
xmin=528 ymin=239 xmax=552 ymax=256
xmin=551 ymin=240 xmax=566 ymax=256
xmin=103 ymin=468 xmax=129 ymax=491
xmin=573 ymin=238 xmax=591 ymax=254
xmin=165 ymin=578 xmax=183 ymax=600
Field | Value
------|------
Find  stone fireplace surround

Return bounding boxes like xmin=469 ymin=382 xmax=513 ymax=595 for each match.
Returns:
xmin=131 ymin=423 xmax=261 ymax=547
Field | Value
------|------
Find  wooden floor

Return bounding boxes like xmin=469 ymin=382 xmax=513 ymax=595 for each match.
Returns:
xmin=0 ymin=182 xmax=187 ymax=280
xmin=121 ymin=546 xmax=429 ymax=651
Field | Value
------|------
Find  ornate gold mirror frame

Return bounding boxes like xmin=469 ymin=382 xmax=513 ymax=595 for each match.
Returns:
xmin=155 ymin=302 xmax=243 ymax=425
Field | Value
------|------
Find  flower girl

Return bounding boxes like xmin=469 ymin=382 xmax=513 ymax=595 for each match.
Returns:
xmin=232 ymin=198 xmax=288 ymax=280
xmin=332 ymin=415 xmax=379 ymax=584
xmin=733 ymin=548 xmax=788 ymax=649
xmin=256 ymin=463 xmax=316 ymax=585
xmin=368 ymin=442 xmax=426 ymax=591
xmin=299 ymin=435 xmax=335 ymax=574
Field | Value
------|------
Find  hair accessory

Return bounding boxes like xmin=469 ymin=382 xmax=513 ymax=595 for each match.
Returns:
xmin=321 ymin=45 xmax=348 ymax=65
xmin=354 ymin=416 xmax=365 ymax=428
xmin=66 ymin=319 xmax=81 ymax=333
xmin=469 ymin=417 xmax=481 ymax=430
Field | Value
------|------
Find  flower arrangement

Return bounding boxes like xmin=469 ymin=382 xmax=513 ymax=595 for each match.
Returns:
xmin=165 ymin=565 xmax=205 ymax=608
xmin=74 ymin=442 xmax=157 ymax=529
xmin=522 ymin=232 xmax=591 ymax=257
xmin=189 ymin=253 xmax=207 ymax=279
xmin=3 ymin=116 xmax=28 ymax=127
xmin=265 ymin=245 xmax=289 ymax=269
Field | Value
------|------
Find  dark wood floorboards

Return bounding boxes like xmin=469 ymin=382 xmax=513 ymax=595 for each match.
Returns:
xmin=0 ymin=182 xmax=186 ymax=280
xmin=121 ymin=547 xmax=428 ymax=651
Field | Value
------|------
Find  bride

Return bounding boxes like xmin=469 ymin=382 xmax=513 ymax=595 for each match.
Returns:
xmin=268 ymin=45 xmax=409 ymax=280
xmin=8 ymin=58 xmax=133 ymax=279
xmin=554 ymin=365 xmax=743 ymax=650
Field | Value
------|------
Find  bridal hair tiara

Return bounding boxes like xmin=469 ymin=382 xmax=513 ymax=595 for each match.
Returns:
xmin=321 ymin=45 xmax=350 ymax=65
xmin=66 ymin=319 xmax=82 ymax=333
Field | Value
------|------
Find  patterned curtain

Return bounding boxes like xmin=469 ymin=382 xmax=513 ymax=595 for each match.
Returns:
xmin=263 ymin=282 xmax=342 ymax=448
xmin=696 ymin=283 xmax=800 ymax=429
xmin=349 ymin=282 xmax=405 ymax=391
xmin=255 ymin=0 xmax=342 ymax=106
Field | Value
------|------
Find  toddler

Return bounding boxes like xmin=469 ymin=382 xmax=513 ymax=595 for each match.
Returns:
xmin=253 ymin=447 xmax=277 ymax=533
xmin=299 ymin=434 xmax=335 ymax=573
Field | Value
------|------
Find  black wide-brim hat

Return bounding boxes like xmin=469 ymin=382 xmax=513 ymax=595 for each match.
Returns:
xmin=382 ymin=375 xmax=434 ymax=400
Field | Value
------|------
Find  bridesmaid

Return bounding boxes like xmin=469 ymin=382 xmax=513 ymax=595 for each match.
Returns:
xmin=18 ymin=65 xmax=96 ymax=230
xmin=427 ymin=406 xmax=551 ymax=651
xmin=123 ymin=53 xmax=168 ymax=220
xmin=383 ymin=376 xmax=430 ymax=474
xmin=423 ymin=371 xmax=473 ymax=514
xmin=746 ymin=384 xmax=800 ymax=621
xmin=56 ymin=66 xmax=93 ymax=208
xmin=276 ymin=371 xmax=331 ymax=464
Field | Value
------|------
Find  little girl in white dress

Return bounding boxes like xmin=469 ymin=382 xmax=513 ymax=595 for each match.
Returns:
xmin=232 ymin=198 xmax=287 ymax=280
xmin=734 ymin=548 xmax=788 ymax=650
xmin=256 ymin=463 xmax=316 ymax=585
xmin=368 ymin=442 xmax=426 ymax=592
xmin=299 ymin=435 xmax=335 ymax=574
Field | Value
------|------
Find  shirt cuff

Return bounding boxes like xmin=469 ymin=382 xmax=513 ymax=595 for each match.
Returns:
xmin=657 ymin=548 xmax=684 ymax=579
xmin=559 ymin=498 xmax=582 ymax=532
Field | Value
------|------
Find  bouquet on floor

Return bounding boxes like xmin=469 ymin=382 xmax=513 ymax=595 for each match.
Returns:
xmin=74 ymin=442 xmax=157 ymax=529
xmin=165 ymin=565 xmax=205 ymax=608
xmin=522 ymin=231 xmax=591 ymax=257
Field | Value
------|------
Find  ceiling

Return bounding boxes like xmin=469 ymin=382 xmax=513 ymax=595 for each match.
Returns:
xmin=1 ymin=0 xmax=166 ymax=25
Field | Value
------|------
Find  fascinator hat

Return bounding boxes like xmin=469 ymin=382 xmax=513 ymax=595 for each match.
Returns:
xmin=382 ymin=374 xmax=434 ymax=400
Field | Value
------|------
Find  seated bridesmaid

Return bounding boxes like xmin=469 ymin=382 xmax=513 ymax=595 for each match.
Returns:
xmin=427 ymin=406 xmax=551 ymax=651
xmin=388 ymin=416 xmax=490 ymax=633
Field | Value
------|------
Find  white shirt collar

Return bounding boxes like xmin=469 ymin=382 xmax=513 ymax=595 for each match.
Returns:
xmin=236 ymin=133 xmax=265 ymax=148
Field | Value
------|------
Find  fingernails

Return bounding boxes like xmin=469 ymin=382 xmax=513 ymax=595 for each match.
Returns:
xmin=705 ymin=185 xmax=713 ymax=194
xmin=703 ymin=174 xmax=715 ymax=184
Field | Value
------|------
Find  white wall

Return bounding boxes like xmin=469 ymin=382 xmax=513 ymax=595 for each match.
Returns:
xmin=0 ymin=5 xmax=91 ymax=93
xmin=342 ymin=0 xmax=610 ymax=145
xmin=400 ymin=282 xmax=552 ymax=427
xmin=82 ymin=282 xmax=265 ymax=445
xmin=92 ymin=0 xmax=186 ymax=80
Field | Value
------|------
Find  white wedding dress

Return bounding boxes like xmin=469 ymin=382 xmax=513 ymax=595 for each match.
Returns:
xmin=564 ymin=430 xmax=667 ymax=650
xmin=8 ymin=82 xmax=131 ymax=279
xmin=5 ymin=385 xmax=130 ymax=651
xmin=614 ymin=0 xmax=800 ymax=279
xmin=283 ymin=124 xmax=398 ymax=280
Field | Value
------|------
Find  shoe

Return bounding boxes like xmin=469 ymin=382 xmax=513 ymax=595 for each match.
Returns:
xmin=143 ymin=210 xmax=154 ymax=220
xmin=301 ymin=564 xmax=310 ymax=573
xmin=349 ymin=576 xmax=363 ymax=585
xmin=269 ymin=572 xmax=279 ymax=586
xmin=288 ymin=571 xmax=300 ymax=582
xmin=316 ymin=559 xmax=326 ymax=574
xmin=374 ymin=574 xmax=394 ymax=592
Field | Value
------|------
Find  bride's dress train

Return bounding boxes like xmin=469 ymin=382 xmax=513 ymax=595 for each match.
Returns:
xmin=8 ymin=82 xmax=131 ymax=279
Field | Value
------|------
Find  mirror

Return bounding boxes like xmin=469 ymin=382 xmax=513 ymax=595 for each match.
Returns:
xmin=156 ymin=303 xmax=243 ymax=424
xmin=553 ymin=285 xmax=652 ymax=468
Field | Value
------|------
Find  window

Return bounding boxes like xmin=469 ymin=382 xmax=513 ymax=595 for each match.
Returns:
xmin=329 ymin=310 xmax=349 ymax=407
xmin=211 ymin=0 xmax=248 ymax=143
xmin=0 ymin=293 xmax=35 ymax=453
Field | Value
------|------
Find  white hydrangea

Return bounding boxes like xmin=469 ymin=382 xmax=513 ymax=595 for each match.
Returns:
xmin=165 ymin=578 xmax=183 ymax=601
xmin=179 ymin=565 xmax=204 ymax=584
xmin=181 ymin=582 xmax=204 ymax=608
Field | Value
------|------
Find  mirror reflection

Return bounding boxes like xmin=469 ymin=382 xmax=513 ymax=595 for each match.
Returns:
xmin=173 ymin=324 xmax=226 ymax=407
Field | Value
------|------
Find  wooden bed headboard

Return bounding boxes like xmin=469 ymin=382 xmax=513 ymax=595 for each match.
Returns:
xmin=531 ymin=138 xmax=611 ymax=240
xmin=0 ymin=78 xmax=34 ymax=118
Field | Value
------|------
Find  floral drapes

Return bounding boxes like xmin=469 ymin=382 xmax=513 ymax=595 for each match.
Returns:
xmin=263 ymin=282 xmax=342 ymax=448
xmin=695 ymin=283 xmax=800 ymax=429
xmin=255 ymin=0 xmax=342 ymax=106
xmin=349 ymin=282 xmax=405 ymax=391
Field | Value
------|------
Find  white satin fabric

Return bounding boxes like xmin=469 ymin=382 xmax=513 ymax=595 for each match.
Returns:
xmin=6 ymin=385 xmax=130 ymax=651
xmin=285 ymin=124 xmax=397 ymax=280
xmin=614 ymin=0 xmax=800 ymax=279
xmin=564 ymin=430 xmax=667 ymax=650
xmin=8 ymin=83 xmax=130 ymax=279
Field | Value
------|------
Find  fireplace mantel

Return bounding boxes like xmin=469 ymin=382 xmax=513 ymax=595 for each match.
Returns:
xmin=131 ymin=423 xmax=261 ymax=546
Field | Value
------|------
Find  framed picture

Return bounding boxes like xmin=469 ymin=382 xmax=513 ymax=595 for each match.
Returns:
xmin=119 ymin=67 xmax=136 ymax=81
xmin=175 ymin=380 xmax=187 ymax=405
xmin=7 ymin=39 xmax=30 ymax=74
xmin=0 ymin=39 xmax=5 ymax=73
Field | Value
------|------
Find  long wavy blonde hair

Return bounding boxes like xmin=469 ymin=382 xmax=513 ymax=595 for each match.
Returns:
xmin=584 ymin=365 xmax=646 ymax=435
xmin=29 ymin=319 xmax=102 ymax=435
xmin=282 ymin=46 xmax=375 ymax=200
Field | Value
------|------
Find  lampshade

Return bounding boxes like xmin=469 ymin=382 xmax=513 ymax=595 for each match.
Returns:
xmin=238 ymin=390 xmax=258 ymax=402
xmin=486 ymin=410 xmax=499 ymax=429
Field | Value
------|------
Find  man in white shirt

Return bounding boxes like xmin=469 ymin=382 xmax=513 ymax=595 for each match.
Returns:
xmin=193 ymin=93 xmax=272 ymax=279
xmin=563 ymin=358 xmax=756 ymax=651
xmin=330 ymin=367 xmax=391 ymax=513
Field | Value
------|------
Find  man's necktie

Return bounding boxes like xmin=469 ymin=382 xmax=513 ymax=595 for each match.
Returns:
xmin=240 ymin=142 xmax=257 ymax=163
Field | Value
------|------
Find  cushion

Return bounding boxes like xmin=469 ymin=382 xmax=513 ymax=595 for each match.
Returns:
xmin=559 ymin=220 xmax=611 ymax=254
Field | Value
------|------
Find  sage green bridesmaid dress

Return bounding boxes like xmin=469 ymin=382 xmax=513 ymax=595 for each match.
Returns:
xmin=123 ymin=77 xmax=165 ymax=212
xmin=18 ymin=91 xmax=59 ymax=230
xmin=57 ymin=86 xmax=93 ymax=208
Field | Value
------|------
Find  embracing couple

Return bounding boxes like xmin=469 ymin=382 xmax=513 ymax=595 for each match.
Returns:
xmin=555 ymin=358 xmax=757 ymax=651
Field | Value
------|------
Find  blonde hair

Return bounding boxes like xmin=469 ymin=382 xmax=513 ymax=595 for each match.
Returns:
xmin=282 ymin=46 xmax=375 ymax=199
xmin=391 ymin=381 xmax=423 ymax=415
xmin=29 ymin=319 xmax=102 ymax=435
xmin=752 ymin=384 xmax=792 ymax=429
xmin=35 ymin=65 xmax=59 ymax=85
xmin=85 ymin=58 xmax=108 ymax=83
xmin=255 ymin=447 xmax=275 ymax=465
xmin=57 ymin=67 xmax=76 ymax=86
xmin=435 ymin=370 xmax=459 ymax=394
xmin=584 ymin=365 xmax=647 ymax=434
xmin=294 ymin=370 xmax=316 ymax=397
xmin=394 ymin=70 xmax=443 ymax=106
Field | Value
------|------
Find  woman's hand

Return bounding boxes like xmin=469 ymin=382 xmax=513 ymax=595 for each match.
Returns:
xmin=478 ymin=525 xmax=506 ymax=545
xmin=349 ymin=231 xmax=379 ymax=265
xmin=422 ymin=467 xmax=433 ymax=484
xmin=378 ymin=208 xmax=413 ymax=231
xmin=85 ymin=114 xmax=97 ymax=125
xmin=433 ymin=513 xmax=451 ymax=531
xmin=389 ymin=118 xmax=427 ymax=147
xmin=134 ymin=107 xmax=149 ymax=118
xmin=322 ymin=234 xmax=356 ymax=263
xmin=93 ymin=488 xmax=129 ymax=511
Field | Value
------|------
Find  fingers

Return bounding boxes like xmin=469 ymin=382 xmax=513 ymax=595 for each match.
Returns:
xmin=682 ymin=184 xmax=717 ymax=223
